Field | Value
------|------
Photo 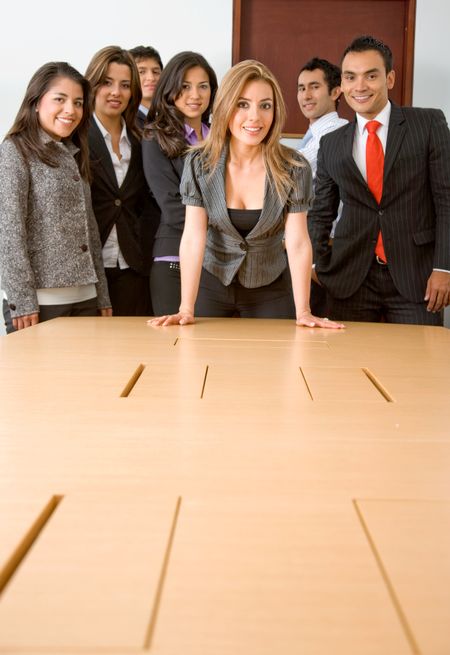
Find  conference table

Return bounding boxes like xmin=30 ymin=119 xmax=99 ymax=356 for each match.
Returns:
xmin=0 ymin=317 xmax=449 ymax=654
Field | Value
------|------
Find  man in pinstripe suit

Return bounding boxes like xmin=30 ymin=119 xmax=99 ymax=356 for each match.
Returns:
xmin=308 ymin=35 xmax=450 ymax=324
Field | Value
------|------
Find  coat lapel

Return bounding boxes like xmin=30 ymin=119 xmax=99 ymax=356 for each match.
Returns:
xmin=121 ymin=133 xmax=140 ymax=189
xmin=248 ymin=174 xmax=283 ymax=237
xmin=204 ymin=144 xmax=242 ymax=238
xmin=383 ymin=103 xmax=406 ymax=184
xmin=89 ymin=120 xmax=119 ymax=190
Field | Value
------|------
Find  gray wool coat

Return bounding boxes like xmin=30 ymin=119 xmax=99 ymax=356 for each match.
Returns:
xmin=0 ymin=134 xmax=111 ymax=318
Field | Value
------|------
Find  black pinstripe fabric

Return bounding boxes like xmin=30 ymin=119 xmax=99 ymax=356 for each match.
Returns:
xmin=308 ymin=104 xmax=450 ymax=317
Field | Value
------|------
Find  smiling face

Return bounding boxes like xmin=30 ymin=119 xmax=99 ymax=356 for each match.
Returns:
xmin=174 ymin=66 xmax=211 ymax=128
xmin=94 ymin=62 xmax=132 ymax=122
xmin=297 ymin=68 xmax=340 ymax=123
xmin=341 ymin=49 xmax=395 ymax=119
xmin=136 ymin=57 xmax=162 ymax=107
xmin=36 ymin=76 xmax=84 ymax=141
xmin=228 ymin=79 xmax=274 ymax=147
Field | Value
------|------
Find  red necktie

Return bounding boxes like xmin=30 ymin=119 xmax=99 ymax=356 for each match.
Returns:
xmin=366 ymin=120 xmax=386 ymax=262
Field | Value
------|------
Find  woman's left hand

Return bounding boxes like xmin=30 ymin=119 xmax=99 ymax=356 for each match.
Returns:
xmin=296 ymin=312 xmax=345 ymax=329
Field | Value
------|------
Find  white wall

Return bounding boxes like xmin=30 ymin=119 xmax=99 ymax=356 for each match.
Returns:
xmin=413 ymin=0 xmax=450 ymax=119
xmin=0 ymin=0 xmax=233 ymax=140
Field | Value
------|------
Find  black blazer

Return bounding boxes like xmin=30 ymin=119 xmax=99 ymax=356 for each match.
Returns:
xmin=88 ymin=120 xmax=160 ymax=275
xmin=141 ymin=136 xmax=185 ymax=257
xmin=308 ymin=104 xmax=450 ymax=302
xmin=136 ymin=109 xmax=147 ymax=131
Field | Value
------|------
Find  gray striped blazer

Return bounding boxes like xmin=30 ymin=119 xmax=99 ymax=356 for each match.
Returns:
xmin=181 ymin=144 xmax=313 ymax=288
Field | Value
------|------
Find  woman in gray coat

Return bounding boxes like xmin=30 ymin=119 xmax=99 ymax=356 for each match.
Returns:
xmin=0 ymin=62 xmax=111 ymax=333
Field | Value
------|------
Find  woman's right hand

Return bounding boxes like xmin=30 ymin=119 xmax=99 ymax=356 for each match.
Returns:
xmin=12 ymin=313 xmax=39 ymax=330
xmin=147 ymin=311 xmax=195 ymax=327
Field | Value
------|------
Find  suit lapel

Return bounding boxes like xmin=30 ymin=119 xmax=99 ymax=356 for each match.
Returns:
xmin=204 ymin=144 xmax=242 ymax=238
xmin=249 ymin=174 xmax=283 ymax=237
xmin=383 ymin=103 xmax=406 ymax=184
xmin=89 ymin=120 xmax=119 ymax=190
xmin=121 ymin=133 xmax=140 ymax=189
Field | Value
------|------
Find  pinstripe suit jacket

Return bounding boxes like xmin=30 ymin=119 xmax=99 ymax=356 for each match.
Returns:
xmin=181 ymin=144 xmax=313 ymax=288
xmin=308 ymin=103 xmax=450 ymax=302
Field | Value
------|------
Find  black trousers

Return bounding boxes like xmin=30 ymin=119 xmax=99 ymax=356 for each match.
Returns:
xmin=150 ymin=261 xmax=182 ymax=316
xmin=3 ymin=297 xmax=98 ymax=335
xmin=327 ymin=259 xmax=444 ymax=325
xmin=309 ymin=280 xmax=328 ymax=317
xmin=105 ymin=266 xmax=151 ymax=316
xmin=195 ymin=267 xmax=295 ymax=318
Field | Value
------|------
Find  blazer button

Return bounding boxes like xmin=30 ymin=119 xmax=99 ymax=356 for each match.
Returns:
xmin=114 ymin=199 xmax=122 ymax=207
xmin=239 ymin=242 xmax=248 ymax=251
xmin=9 ymin=303 xmax=16 ymax=311
xmin=72 ymin=174 xmax=80 ymax=181
xmin=80 ymin=244 xmax=88 ymax=252
xmin=378 ymin=210 xmax=384 ymax=216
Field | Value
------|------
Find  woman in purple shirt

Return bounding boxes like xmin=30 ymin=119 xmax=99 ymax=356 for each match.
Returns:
xmin=142 ymin=51 xmax=217 ymax=315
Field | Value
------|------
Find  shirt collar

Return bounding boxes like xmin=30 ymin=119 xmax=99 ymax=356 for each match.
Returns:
xmin=310 ymin=111 xmax=339 ymax=134
xmin=356 ymin=101 xmax=391 ymax=135
xmin=184 ymin=122 xmax=210 ymax=144
xmin=94 ymin=113 xmax=130 ymax=145
xmin=138 ymin=104 xmax=149 ymax=117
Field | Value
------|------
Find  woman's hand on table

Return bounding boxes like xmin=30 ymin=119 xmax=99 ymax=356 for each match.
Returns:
xmin=148 ymin=311 xmax=195 ymax=327
xmin=296 ymin=311 xmax=345 ymax=329
xmin=12 ymin=313 xmax=39 ymax=330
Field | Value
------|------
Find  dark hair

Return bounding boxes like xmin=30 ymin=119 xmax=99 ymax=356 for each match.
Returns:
xmin=342 ymin=35 xmax=393 ymax=74
xmin=85 ymin=45 xmax=142 ymax=140
xmin=129 ymin=45 xmax=163 ymax=71
xmin=144 ymin=51 xmax=218 ymax=159
xmin=6 ymin=61 xmax=91 ymax=180
xmin=298 ymin=57 xmax=342 ymax=108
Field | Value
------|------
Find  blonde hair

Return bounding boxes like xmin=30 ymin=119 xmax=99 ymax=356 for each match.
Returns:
xmin=201 ymin=60 xmax=304 ymax=201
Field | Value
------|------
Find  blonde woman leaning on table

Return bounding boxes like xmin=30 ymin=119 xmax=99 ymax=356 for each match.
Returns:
xmin=149 ymin=60 xmax=344 ymax=329
xmin=0 ymin=62 xmax=111 ymax=334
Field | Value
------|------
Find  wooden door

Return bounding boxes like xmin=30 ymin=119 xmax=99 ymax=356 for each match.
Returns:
xmin=233 ymin=0 xmax=416 ymax=136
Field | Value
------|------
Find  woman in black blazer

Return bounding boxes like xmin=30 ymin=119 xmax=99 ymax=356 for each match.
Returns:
xmin=142 ymin=51 xmax=217 ymax=315
xmin=85 ymin=46 xmax=159 ymax=316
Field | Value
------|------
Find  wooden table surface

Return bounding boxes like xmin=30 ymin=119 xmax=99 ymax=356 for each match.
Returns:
xmin=0 ymin=317 xmax=449 ymax=655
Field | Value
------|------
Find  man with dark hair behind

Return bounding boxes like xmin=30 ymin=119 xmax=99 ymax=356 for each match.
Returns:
xmin=129 ymin=45 xmax=163 ymax=129
xmin=308 ymin=35 xmax=450 ymax=324
xmin=297 ymin=57 xmax=348 ymax=175
xmin=297 ymin=57 xmax=348 ymax=315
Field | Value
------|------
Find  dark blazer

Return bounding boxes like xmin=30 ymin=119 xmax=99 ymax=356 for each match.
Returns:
xmin=136 ymin=109 xmax=147 ymax=131
xmin=308 ymin=104 xmax=450 ymax=302
xmin=88 ymin=120 xmax=159 ymax=275
xmin=141 ymin=137 xmax=185 ymax=257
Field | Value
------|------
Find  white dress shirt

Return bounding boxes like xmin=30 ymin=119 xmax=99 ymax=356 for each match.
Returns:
xmin=352 ymin=101 xmax=391 ymax=182
xmin=299 ymin=111 xmax=348 ymax=177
